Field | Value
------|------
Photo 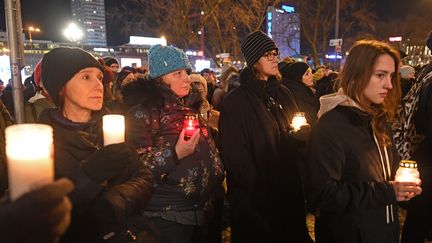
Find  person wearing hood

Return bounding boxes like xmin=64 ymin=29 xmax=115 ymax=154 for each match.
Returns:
xmin=281 ymin=61 xmax=319 ymax=126
xmin=307 ymin=39 xmax=422 ymax=243
xmin=219 ymin=30 xmax=312 ymax=242
xmin=37 ymin=47 xmax=154 ymax=242
xmin=122 ymin=44 xmax=224 ymax=243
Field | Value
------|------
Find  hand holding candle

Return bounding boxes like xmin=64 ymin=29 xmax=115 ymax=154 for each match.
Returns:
xmin=6 ymin=124 xmax=54 ymax=201
xmin=183 ymin=114 xmax=200 ymax=141
xmin=291 ymin=112 xmax=309 ymax=132
xmin=395 ymin=160 xmax=421 ymax=184
xmin=103 ymin=115 xmax=125 ymax=146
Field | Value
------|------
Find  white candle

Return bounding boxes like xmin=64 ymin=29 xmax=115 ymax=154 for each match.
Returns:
xmin=6 ymin=124 xmax=54 ymax=201
xmin=103 ymin=115 xmax=125 ymax=146
xmin=291 ymin=112 xmax=308 ymax=132
xmin=395 ymin=160 xmax=421 ymax=184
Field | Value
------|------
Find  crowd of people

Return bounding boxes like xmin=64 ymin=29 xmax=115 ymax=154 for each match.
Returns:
xmin=0 ymin=29 xmax=431 ymax=243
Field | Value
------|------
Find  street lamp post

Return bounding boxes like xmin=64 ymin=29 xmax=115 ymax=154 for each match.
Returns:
xmin=26 ymin=26 xmax=40 ymax=50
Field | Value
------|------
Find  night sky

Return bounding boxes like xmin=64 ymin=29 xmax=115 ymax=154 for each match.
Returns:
xmin=0 ymin=0 xmax=429 ymax=45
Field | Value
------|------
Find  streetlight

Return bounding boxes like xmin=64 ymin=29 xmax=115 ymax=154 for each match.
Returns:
xmin=26 ymin=26 xmax=40 ymax=43
xmin=63 ymin=23 xmax=84 ymax=44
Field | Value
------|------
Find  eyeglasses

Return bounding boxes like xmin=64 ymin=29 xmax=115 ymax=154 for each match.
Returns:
xmin=263 ymin=51 xmax=280 ymax=61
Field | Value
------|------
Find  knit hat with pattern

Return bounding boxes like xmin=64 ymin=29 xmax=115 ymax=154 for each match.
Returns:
xmin=148 ymin=44 xmax=192 ymax=79
xmin=241 ymin=31 xmax=278 ymax=67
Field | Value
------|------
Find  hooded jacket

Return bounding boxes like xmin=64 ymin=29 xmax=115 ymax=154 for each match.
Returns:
xmin=307 ymin=89 xmax=400 ymax=243
xmin=122 ymin=78 xmax=224 ymax=219
xmin=219 ymin=67 xmax=311 ymax=242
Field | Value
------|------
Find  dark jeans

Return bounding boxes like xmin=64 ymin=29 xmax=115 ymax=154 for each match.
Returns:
xmin=152 ymin=217 xmax=203 ymax=243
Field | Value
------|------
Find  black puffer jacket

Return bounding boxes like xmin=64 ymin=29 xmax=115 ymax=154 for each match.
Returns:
xmin=219 ymin=67 xmax=311 ymax=243
xmin=38 ymin=109 xmax=154 ymax=243
xmin=307 ymin=105 xmax=399 ymax=243
xmin=122 ymin=78 xmax=224 ymax=213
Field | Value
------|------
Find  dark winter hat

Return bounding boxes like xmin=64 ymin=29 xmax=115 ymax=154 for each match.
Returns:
xmin=426 ymin=31 xmax=432 ymax=51
xmin=41 ymin=47 xmax=103 ymax=105
xmin=241 ymin=31 xmax=278 ymax=67
xmin=148 ymin=44 xmax=192 ymax=79
xmin=278 ymin=61 xmax=292 ymax=78
xmin=286 ymin=62 xmax=310 ymax=82
xmin=103 ymin=56 xmax=118 ymax=66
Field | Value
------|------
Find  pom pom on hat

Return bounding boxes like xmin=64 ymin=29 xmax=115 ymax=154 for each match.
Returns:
xmin=148 ymin=44 xmax=192 ymax=79
xmin=241 ymin=31 xmax=278 ymax=67
xmin=41 ymin=47 xmax=103 ymax=105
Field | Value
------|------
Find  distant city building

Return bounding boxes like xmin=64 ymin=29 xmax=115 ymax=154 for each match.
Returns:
xmin=71 ymin=0 xmax=107 ymax=46
xmin=267 ymin=5 xmax=300 ymax=58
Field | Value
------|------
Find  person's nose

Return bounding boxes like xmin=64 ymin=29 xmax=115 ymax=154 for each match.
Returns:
xmin=384 ymin=75 xmax=393 ymax=90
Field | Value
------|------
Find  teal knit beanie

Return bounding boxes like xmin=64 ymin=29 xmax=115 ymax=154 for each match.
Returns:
xmin=148 ymin=44 xmax=192 ymax=78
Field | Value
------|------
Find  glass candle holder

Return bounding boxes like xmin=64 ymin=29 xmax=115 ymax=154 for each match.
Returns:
xmin=6 ymin=124 xmax=54 ymax=200
xmin=395 ymin=160 xmax=421 ymax=184
xmin=183 ymin=113 xmax=200 ymax=141
xmin=103 ymin=114 xmax=125 ymax=146
xmin=291 ymin=112 xmax=308 ymax=132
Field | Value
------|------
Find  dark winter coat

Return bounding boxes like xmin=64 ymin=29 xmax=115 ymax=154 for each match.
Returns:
xmin=38 ymin=109 xmax=154 ymax=243
xmin=282 ymin=78 xmax=319 ymax=126
xmin=219 ymin=67 xmax=311 ymax=243
xmin=122 ymin=78 xmax=224 ymax=216
xmin=307 ymin=105 xmax=400 ymax=243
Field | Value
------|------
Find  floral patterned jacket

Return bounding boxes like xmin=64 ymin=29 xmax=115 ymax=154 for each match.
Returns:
xmin=123 ymin=78 xmax=224 ymax=212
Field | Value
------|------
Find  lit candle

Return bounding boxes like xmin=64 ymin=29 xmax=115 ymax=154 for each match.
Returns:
xmin=183 ymin=114 xmax=200 ymax=141
xmin=395 ymin=160 xmax=421 ymax=184
xmin=103 ymin=115 xmax=125 ymax=146
xmin=291 ymin=112 xmax=309 ymax=132
xmin=6 ymin=124 xmax=54 ymax=201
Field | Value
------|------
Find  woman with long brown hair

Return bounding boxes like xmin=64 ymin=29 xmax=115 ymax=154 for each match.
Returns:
xmin=307 ymin=39 xmax=422 ymax=243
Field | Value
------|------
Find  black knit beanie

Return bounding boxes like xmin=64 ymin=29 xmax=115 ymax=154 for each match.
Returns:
xmin=286 ymin=62 xmax=309 ymax=82
xmin=41 ymin=47 xmax=103 ymax=105
xmin=103 ymin=56 xmax=118 ymax=66
xmin=241 ymin=31 xmax=278 ymax=67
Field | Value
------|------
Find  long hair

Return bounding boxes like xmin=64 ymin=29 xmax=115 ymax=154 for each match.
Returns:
xmin=337 ymin=39 xmax=401 ymax=146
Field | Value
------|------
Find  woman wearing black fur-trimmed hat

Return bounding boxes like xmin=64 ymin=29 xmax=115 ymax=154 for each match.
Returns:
xmin=38 ymin=47 xmax=154 ymax=242
xmin=219 ymin=30 xmax=312 ymax=242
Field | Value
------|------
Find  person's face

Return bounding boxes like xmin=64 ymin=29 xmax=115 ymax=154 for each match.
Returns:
xmin=62 ymin=67 xmax=104 ymax=112
xmin=109 ymin=63 xmax=119 ymax=73
xmin=254 ymin=50 xmax=279 ymax=80
xmin=302 ymin=68 xmax=314 ymax=87
xmin=360 ymin=54 xmax=395 ymax=106
xmin=0 ymin=82 xmax=4 ymax=92
xmin=161 ymin=69 xmax=191 ymax=98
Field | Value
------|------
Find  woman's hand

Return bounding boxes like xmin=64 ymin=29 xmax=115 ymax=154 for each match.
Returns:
xmin=175 ymin=129 xmax=200 ymax=160
xmin=391 ymin=180 xmax=422 ymax=201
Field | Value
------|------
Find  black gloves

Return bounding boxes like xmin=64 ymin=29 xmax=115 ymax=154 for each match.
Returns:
xmin=82 ymin=143 xmax=133 ymax=183
xmin=0 ymin=178 xmax=74 ymax=243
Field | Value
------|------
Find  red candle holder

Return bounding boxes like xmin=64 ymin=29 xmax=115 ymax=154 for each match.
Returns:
xmin=183 ymin=113 xmax=200 ymax=141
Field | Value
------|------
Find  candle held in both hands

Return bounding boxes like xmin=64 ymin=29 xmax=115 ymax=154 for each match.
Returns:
xmin=6 ymin=124 xmax=54 ymax=201
xmin=395 ymin=160 xmax=421 ymax=184
xmin=291 ymin=112 xmax=308 ymax=132
xmin=103 ymin=115 xmax=125 ymax=146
